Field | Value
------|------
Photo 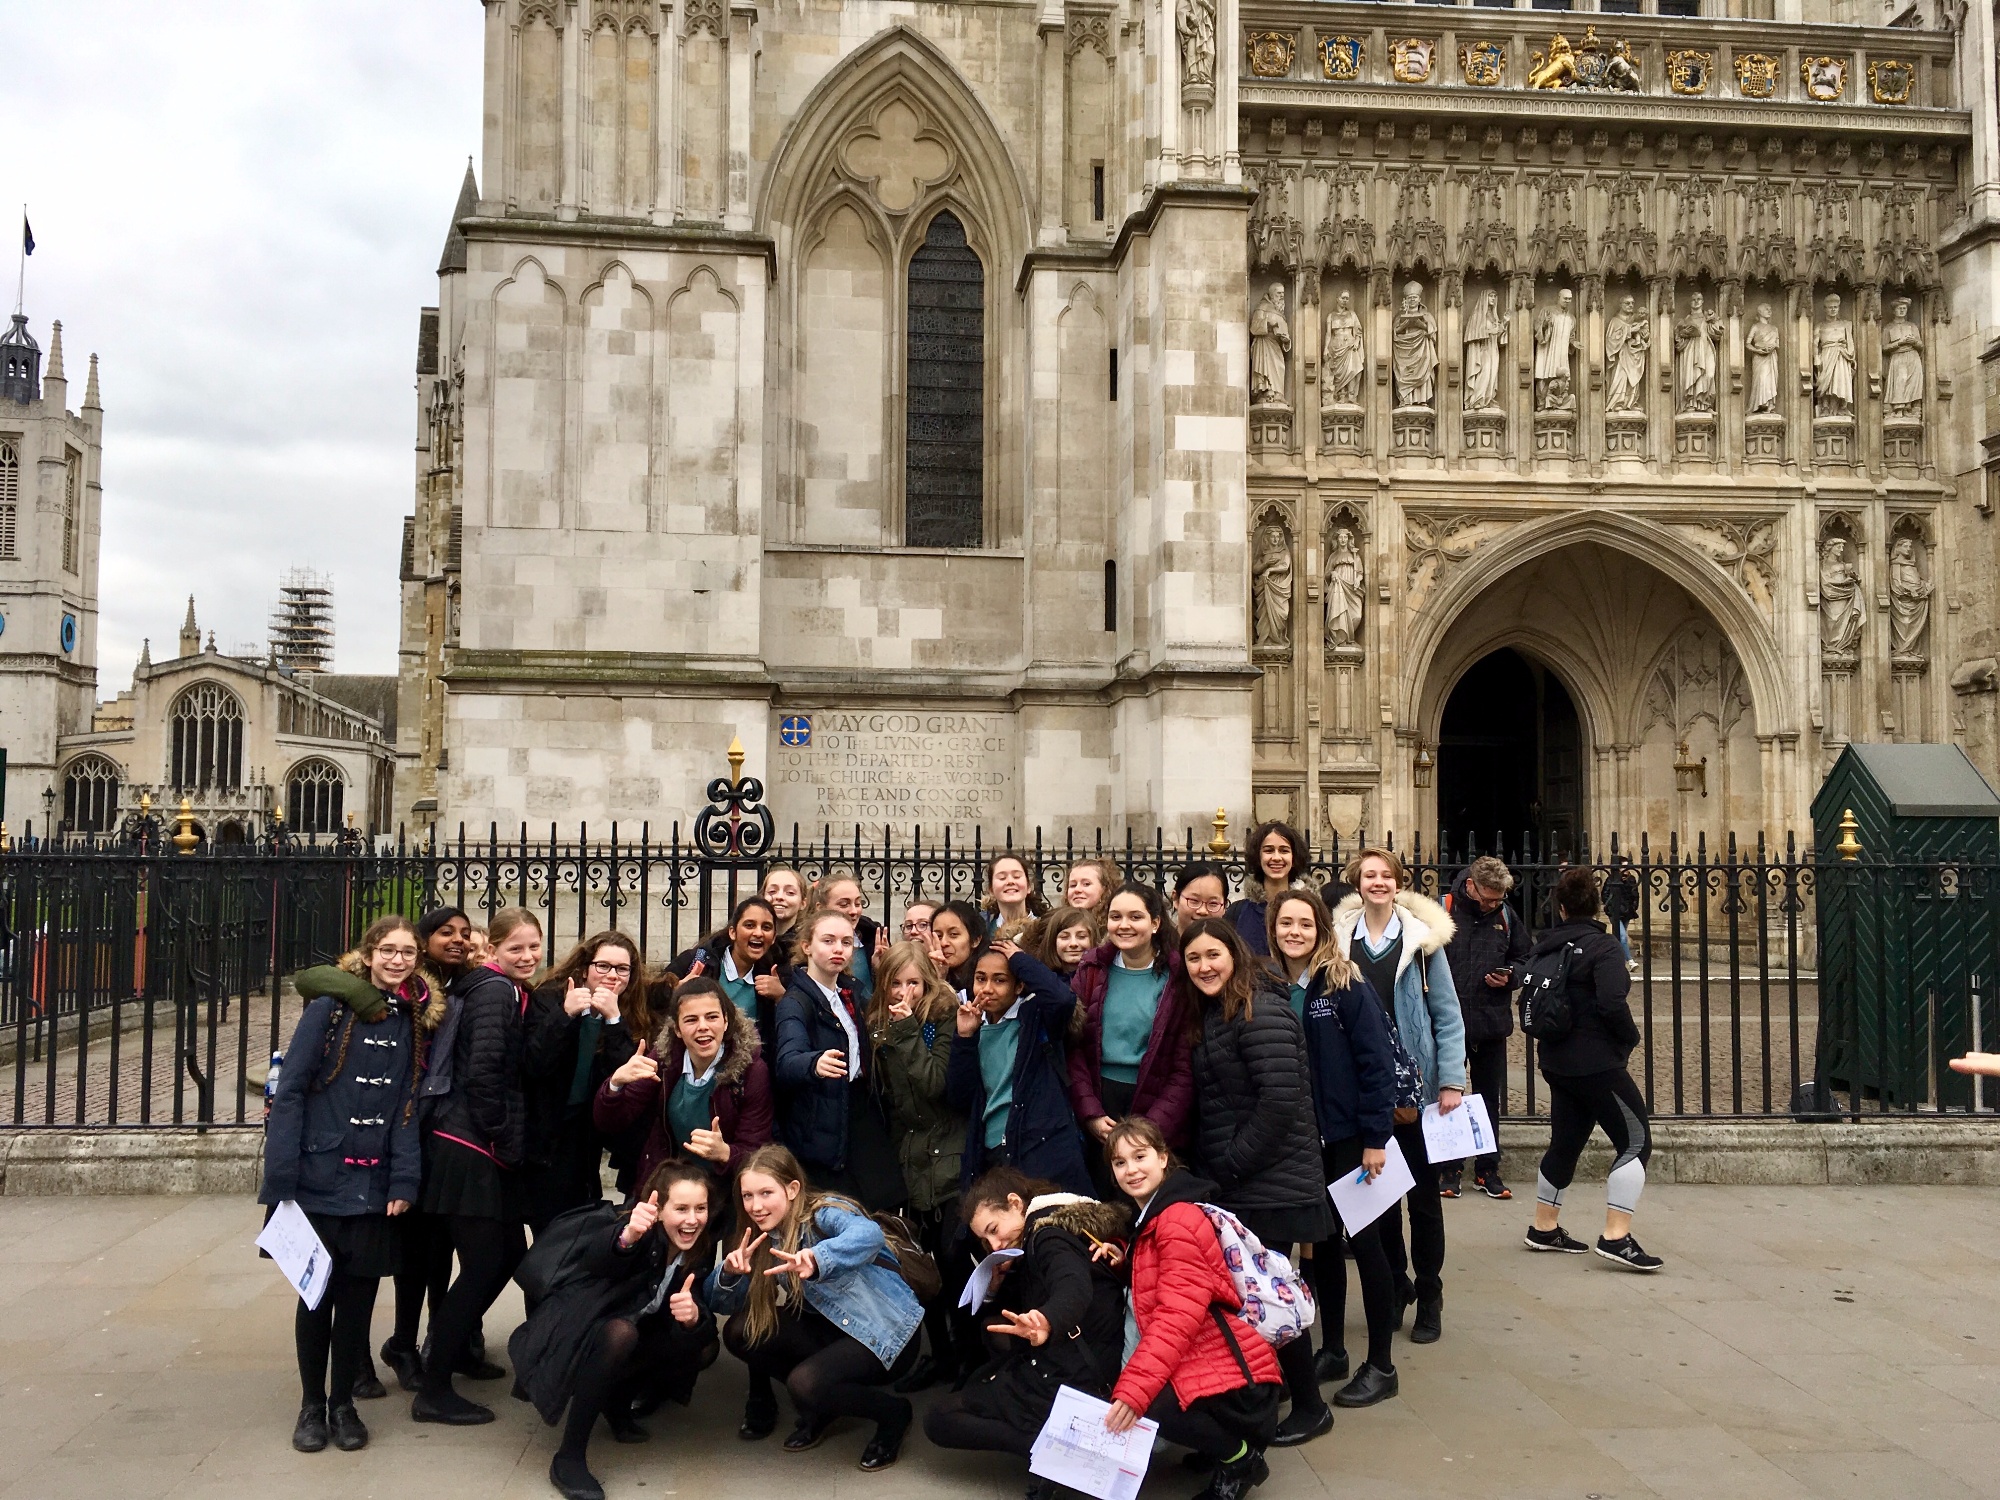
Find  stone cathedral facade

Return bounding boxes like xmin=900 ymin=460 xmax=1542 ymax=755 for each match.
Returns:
xmin=398 ymin=0 xmax=2000 ymax=853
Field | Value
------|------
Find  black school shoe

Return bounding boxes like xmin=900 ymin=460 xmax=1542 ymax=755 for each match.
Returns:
xmin=1410 ymin=1296 xmax=1442 ymax=1344
xmin=1313 ymin=1344 xmax=1350 ymax=1384
xmin=349 ymin=1352 xmax=387 ymax=1401
xmin=605 ymin=1407 xmax=649 ymax=1444
xmin=1332 ymin=1363 xmax=1399 ymax=1408
xmin=858 ymin=1406 xmax=912 ymax=1472
xmin=1269 ymin=1402 xmax=1332 ymax=1447
xmin=411 ymin=1387 xmax=495 ymax=1425
xmin=1195 ymin=1446 xmax=1267 ymax=1500
xmin=739 ymin=1393 xmax=778 ymax=1440
xmin=380 ymin=1338 xmax=424 ymax=1392
xmin=1524 ymin=1225 xmax=1590 ymax=1254
xmin=549 ymin=1452 xmax=606 ymax=1500
xmin=292 ymin=1402 xmax=329 ymax=1453
xmin=782 ymin=1416 xmax=833 ymax=1452
xmin=1595 ymin=1234 xmax=1665 ymax=1272
xmin=328 ymin=1402 xmax=369 ymax=1451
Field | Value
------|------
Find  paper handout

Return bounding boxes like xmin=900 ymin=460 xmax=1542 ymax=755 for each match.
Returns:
xmin=1420 ymin=1092 xmax=1497 ymax=1164
xmin=959 ymin=1247 xmax=1024 ymax=1310
xmin=1326 ymin=1136 xmax=1416 ymax=1235
xmin=256 ymin=1199 xmax=333 ymax=1310
xmin=1029 ymin=1384 xmax=1158 ymax=1500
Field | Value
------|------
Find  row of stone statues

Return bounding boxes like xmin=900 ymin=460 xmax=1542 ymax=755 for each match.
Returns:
xmin=1818 ymin=534 xmax=1932 ymax=661
xmin=1251 ymin=523 xmax=1365 ymax=652
xmin=1247 ymin=284 xmax=1925 ymax=423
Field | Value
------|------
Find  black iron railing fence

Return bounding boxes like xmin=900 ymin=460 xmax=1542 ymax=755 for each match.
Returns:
xmin=4 ymin=818 xmax=1995 ymax=1129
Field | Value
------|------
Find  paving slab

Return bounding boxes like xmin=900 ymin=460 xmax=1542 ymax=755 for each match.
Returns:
xmin=3 ymin=1184 xmax=1999 ymax=1500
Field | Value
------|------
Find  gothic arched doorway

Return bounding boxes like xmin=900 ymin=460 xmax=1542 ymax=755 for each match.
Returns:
xmin=1435 ymin=648 xmax=1583 ymax=859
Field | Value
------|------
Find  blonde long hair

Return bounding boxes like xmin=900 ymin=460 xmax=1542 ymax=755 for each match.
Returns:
xmin=1268 ymin=887 xmax=1356 ymax=990
xmin=734 ymin=1144 xmax=866 ymax=1347
xmin=866 ymin=940 xmax=956 ymax=1035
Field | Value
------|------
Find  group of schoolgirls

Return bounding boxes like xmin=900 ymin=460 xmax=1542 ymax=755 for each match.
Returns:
xmin=260 ymin=835 xmax=1470 ymax=1500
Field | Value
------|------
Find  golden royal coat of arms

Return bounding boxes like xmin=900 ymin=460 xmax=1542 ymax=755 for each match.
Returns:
xmin=1801 ymin=54 xmax=1847 ymax=101
xmin=1459 ymin=39 xmax=1505 ymax=88
xmin=1667 ymin=48 xmax=1713 ymax=96
xmin=1867 ymin=58 xmax=1916 ymax=104
xmin=1733 ymin=51 xmax=1779 ymax=98
xmin=1390 ymin=37 xmax=1435 ymax=84
xmin=1322 ymin=35 xmax=1364 ymax=82
xmin=1247 ymin=30 xmax=1296 ymax=78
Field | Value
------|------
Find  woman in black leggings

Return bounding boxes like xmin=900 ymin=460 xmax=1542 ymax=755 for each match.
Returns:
xmin=708 ymin=1144 xmax=925 ymax=1471
xmin=512 ymin=1160 xmax=721 ymax=1500
xmin=1523 ymin=868 xmax=1662 ymax=1272
xmin=412 ymin=906 xmax=541 ymax=1424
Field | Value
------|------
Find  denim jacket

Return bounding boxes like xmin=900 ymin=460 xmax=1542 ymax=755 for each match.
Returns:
xmin=1330 ymin=891 xmax=1469 ymax=1103
xmin=705 ymin=1202 xmax=922 ymax=1368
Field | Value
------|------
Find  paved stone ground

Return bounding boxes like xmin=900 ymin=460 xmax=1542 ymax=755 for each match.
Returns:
xmin=3 ymin=1184 xmax=1997 ymax=1500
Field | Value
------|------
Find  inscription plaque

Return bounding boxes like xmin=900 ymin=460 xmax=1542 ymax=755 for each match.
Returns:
xmin=769 ymin=710 xmax=1016 ymax=826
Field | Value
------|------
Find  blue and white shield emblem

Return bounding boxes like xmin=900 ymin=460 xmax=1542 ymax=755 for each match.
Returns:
xmin=779 ymin=715 xmax=812 ymax=747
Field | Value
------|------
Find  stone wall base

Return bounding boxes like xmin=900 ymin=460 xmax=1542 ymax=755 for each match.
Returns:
xmin=3 ymin=1119 xmax=1998 ymax=1196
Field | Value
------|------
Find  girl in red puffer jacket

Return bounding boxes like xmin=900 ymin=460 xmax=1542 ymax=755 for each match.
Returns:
xmin=1102 ymin=1117 xmax=1281 ymax=1500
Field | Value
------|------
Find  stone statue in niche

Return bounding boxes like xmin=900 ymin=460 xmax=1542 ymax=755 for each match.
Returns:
xmin=1391 ymin=281 xmax=1437 ymax=409
xmin=1324 ymin=526 xmax=1366 ymax=648
xmin=1745 ymin=304 xmax=1782 ymax=416
xmin=1605 ymin=295 xmax=1650 ymax=415
xmin=1322 ymin=290 xmax=1366 ymax=407
xmin=1533 ymin=287 xmax=1579 ymax=412
xmin=1880 ymin=297 xmax=1924 ymax=419
xmin=1889 ymin=534 xmax=1932 ymax=658
xmin=1251 ymin=523 xmax=1294 ymax=648
xmin=1673 ymin=292 xmax=1723 ymax=414
xmin=1461 ymin=289 xmax=1507 ymax=412
xmin=1814 ymin=294 xmax=1856 ymax=418
xmin=1249 ymin=285 xmax=1292 ymax=406
xmin=1176 ymin=0 xmax=1216 ymax=91
xmin=1819 ymin=535 xmax=1865 ymax=657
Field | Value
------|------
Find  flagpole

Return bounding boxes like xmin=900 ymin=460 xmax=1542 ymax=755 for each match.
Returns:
xmin=13 ymin=206 xmax=24 ymax=317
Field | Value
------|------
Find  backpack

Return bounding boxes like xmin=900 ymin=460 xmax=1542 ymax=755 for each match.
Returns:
xmin=871 ymin=1211 xmax=943 ymax=1303
xmin=1517 ymin=941 xmax=1580 ymax=1044
xmin=514 ymin=1200 xmax=625 ymax=1302
xmin=1195 ymin=1204 xmax=1315 ymax=1349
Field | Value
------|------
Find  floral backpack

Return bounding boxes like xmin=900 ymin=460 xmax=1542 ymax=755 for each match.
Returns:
xmin=1197 ymin=1203 xmax=1316 ymax=1348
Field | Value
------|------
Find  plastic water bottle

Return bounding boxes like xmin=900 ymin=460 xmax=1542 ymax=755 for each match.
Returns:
xmin=263 ymin=1051 xmax=284 ymax=1112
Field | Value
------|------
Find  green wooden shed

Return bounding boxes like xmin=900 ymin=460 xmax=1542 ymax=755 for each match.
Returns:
xmin=1812 ymin=744 xmax=2000 ymax=1109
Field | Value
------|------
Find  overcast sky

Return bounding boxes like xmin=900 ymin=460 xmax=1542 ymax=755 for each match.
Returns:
xmin=5 ymin=4 xmax=485 ymax=691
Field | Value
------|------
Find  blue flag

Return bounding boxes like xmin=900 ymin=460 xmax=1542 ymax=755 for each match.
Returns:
xmin=21 ymin=216 xmax=31 ymax=256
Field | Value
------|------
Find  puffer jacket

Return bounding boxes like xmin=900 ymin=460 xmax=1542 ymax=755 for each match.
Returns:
xmin=773 ymin=968 xmax=871 ymax=1174
xmin=261 ymin=961 xmax=442 ymax=1215
xmin=1065 ymin=942 xmax=1194 ymax=1145
xmin=1331 ymin=891 xmax=1469 ymax=1103
xmin=1528 ymin=919 xmax=1639 ymax=1078
xmin=872 ymin=1007 xmax=966 ymax=1212
xmin=1112 ymin=1170 xmax=1281 ymax=1414
xmin=425 ymin=964 xmax=530 ymax=1168
xmin=959 ymin=1195 xmax=1131 ymax=1430
xmin=944 ymin=950 xmax=1092 ymax=1197
xmin=1186 ymin=975 xmax=1330 ymax=1231
xmin=593 ymin=1003 xmax=773 ymax=1193
xmin=1442 ymin=871 xmax=1531 ymax=1045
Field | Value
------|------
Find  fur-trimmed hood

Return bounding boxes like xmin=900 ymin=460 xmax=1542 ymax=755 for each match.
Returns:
xmin=337 ymin=950 xmax=447 ymax=1033
xmin=1026 ymin=1193 xmax=1132 ymax=1246
xmin=1331 ymin=889 xmax=1454 ymax=960
xmin=648 ymin=1001 xmax=762 ymax=1090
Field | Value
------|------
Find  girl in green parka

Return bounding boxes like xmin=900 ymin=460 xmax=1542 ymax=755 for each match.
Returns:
xmin=868 ymin=940 xmax=972 ymax=1392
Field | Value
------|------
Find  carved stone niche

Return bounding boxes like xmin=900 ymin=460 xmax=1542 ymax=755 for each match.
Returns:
xmin=1605 ymin=410 xmax=1647 ymax=459
xmin=1533 ymin=407 xmax=1576 ymax=460
xmin=1674 ymin=410 xmax=1718 ymax=462
xmin=1813 ymin=413 xmax=1857 ymax=467
xmin=1744 ymin=413 xmax=1785 ymax=463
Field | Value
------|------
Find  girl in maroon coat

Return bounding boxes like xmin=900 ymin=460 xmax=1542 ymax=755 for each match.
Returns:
xmin=594 ymin=978 xmax=774 ymax=1206
xmin=1104 ymin=1117 xmax=1281 ymax=1500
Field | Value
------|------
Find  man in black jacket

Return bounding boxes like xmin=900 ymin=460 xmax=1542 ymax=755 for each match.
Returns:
xmin=1439 ymin=857 xmax=1530 ymax=1199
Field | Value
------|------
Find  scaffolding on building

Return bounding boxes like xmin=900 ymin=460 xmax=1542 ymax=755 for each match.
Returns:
xmin=269 ymin=569 xmax=334 ymax=672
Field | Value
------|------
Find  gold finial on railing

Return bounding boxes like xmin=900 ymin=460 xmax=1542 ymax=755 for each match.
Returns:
xmin=172 ymin=796 xmax=200 ymax=855
xmin=1835 ymin=807 xmax=1863 ymax=861
xmin=727 ymin=734 xmax=746 ymax=786
xmin=1207 ymin=806 xmax=1232 ymax=858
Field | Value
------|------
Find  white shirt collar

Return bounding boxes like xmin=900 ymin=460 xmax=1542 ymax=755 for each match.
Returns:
xmin=814 ymin=975 xmax=864 ymax=1073
xmin=721 ymin=948 xmax=744 ymax=984
xmin=682 ymin=1048 xmax=722 ymax=1087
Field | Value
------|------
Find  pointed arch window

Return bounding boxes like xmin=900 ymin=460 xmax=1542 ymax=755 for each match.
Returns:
xmin=904 ymin=210 xmax=984 ymax=548
xmin=170 ymin=682 xmax=245 ymax=791
xmin=0 ymin=439 xmax=17 ymax=560
xmin=286 ymin=759 xmax=345 ymax=835
xmin=62 ymin=754 xmax=121 ymax=835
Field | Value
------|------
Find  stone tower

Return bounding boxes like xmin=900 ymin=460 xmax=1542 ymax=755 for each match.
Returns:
xmin=0 ymin=314 xmax=102 ymax=832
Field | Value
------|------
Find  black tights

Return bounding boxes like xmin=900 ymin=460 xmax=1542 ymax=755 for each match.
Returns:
xmin=916 ymin=1205 xmax=978 ymax=1375
xmin=296 ymin=1272 xmax=381 ymax=1406
xmin=390 ymin=1213 xmax=452 ymax=1348
xmin=923 ymin=1392 xmax=1034 ymax=1458
xmin=421 ymin=1215 xmax=525 ymax=1395
xmin=560 ymin=1315 xmax=718 ymax=1459
xmin=724 ymin=1308 xmax=915 ymax=1432
xmin=1312 ymin=1139 xmax=1397 ymax=1374
xmin=1146 ymin=1383 xmax=1280 ymax=1460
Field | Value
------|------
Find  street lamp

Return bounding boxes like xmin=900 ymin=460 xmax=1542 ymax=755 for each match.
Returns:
xmin=1672 ymin=740 xmax=1708 ymax=798
xmin=1413 ymin=744 xmax=1435 ymax=789
xmin=41 ymin=782 xmax=55 ymax=838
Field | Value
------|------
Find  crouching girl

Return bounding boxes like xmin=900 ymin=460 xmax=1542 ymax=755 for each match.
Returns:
xmin=511 ymin=1161 xmax=721 ymax=1500
xmin=262 ymin=916 xmax=438 ymax=1454
xmin=1104 ymin=1117 xmax=1282 ymax=1500
xmin=924 ymin=1167 xmax=1128 ymax=1489
xmin=709 ymin=1145 xmax=923 ymax=1471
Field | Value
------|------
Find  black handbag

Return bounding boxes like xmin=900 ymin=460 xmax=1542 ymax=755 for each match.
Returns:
xmin=514 ymin=1200 xmax=623 ymax=1302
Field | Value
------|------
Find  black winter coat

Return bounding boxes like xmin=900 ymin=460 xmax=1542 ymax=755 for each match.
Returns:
xmin=1442 ymin=872 xmax=1532 ymax=1045
xmin=1299 ymin=967 xmax=1397 ymax=1150
xmin=427 ymin=966 xmax=529 ymax=1168
xmin=508 ymin=1215 xmax=716 ymax=1424
xmin=945 ymin=951 xmax=1092 ymax=1197
xmin=671 ymin=932 xmax=791 ymax=1054
xmin=1188 ymin=977 xmax=1332 ymax=1239
xmin=521 ymin=984 xmax=639 ymax=1168
xmin=773 ymin=968 xmax=870 ymax=1173
xmin=960 ymin=1196 xmax=1131 ymax=1432
xmin=1527 ymin=920 xmax=1640 ymax=1078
